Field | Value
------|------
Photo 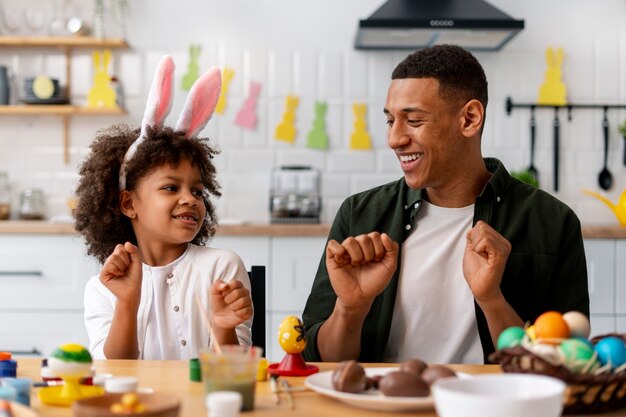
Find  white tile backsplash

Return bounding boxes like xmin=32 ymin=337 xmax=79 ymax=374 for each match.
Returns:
xmin=1 ymin=0 xmax=625 ymax=226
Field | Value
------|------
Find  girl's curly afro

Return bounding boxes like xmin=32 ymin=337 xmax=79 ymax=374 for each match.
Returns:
xmin=73 ymin=124 xmax=221 ymax=264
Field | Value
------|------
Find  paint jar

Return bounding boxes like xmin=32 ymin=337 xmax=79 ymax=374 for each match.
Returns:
xmin=0 ymin=353 xmax=16 ymax=378
xmin=0 ymin=378 xmax=31 ymax=406
xmin=105 ymin=376 xmax=138 ymax=394
xmin=206 ymin=391 xmax=242 ymax=417
xmin=200 ymin=345 xmax=262 ymax=411
xmin=0 ymin=387 xmax=16 ymax=402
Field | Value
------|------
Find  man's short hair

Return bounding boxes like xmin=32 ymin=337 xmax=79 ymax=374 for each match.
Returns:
xmin=392 ymin=44 xmax=488 ymax=110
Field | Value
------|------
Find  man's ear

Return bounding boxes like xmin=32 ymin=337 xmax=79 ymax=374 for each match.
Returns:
xmin=460 ymin=99 xmax=484 ymax=138
xmin=119 ymin=190 xmax=136 ymax=219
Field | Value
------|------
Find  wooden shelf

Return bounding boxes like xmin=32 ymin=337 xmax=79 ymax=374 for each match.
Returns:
xmin=0 ymin=36 xmax=130 ymax=164
xmin=0 ymin=36 xmax=128 ymax=49
xmin=0 ymin=104 xmax=125 ymax=115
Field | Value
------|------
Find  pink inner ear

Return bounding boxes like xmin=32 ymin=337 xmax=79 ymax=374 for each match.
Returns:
xmin=176 ymin=67 xmax=222 ymax=138
xmin=154 ymin=68 xmax=174 ymax=126
xmin=186 ymin=78 xmax=220 ymax=137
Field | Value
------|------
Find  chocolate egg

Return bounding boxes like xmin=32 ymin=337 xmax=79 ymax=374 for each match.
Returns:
xmin=365 ymin=374 xmax=382 ymax=390
xmin=331 ymin=360 xmax=366 ymax=393
xmin=421 ymin=365 xmax=457 ymax=386
xmin=399 ymin=358 xmax=427 ymax=377
xmin=378 ymin=371 xmax=429 ymax=397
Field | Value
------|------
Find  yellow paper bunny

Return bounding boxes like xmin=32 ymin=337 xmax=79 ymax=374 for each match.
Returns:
xmin=350 ymin=102 xmax=372 ymax=150
xmin=87 ymin=50 xmax=117 ymax=108
xmin=538 ymin=47 xmax=567 ymax=106
xmin=274 ymin=95 xmax=299 ymax=143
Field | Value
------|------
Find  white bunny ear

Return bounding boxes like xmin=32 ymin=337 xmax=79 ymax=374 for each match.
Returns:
xmin=175 ymin=67 xmax=221 ymax=138
xmin=140 ymin=55 xmax=175 ymax=138
xmin=119 ymin=55 xmax=176 ymax=190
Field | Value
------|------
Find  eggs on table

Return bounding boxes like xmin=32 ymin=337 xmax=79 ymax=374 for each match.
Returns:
xmin=497 ymin=311 xmax=626 ymax=373
xmin=332 ymin=359 xmax=457 ymax=397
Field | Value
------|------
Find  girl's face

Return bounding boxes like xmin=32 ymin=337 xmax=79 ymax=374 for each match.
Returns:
xmin=126 ymin=159 xmax=207 ymax=248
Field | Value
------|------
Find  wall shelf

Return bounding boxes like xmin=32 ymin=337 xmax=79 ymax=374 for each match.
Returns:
xmin=0 ymin=105 xmax=125 ymax=115
xmin=0 ymin=36 xmax=128 ymax=49
xmin=0 ymin=36 xmax=129 ymax=164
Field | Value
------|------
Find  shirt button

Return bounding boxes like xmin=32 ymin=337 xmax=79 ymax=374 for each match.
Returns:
xmin=404 ymin=204 xmax=408 ymax=209
xmin=405 ymin=224 xmax=411 ymax=230
xmin=181 ymin=340 xmax=186 ymax=346
xmin=174 ymin=305 xmax=180 ymax=312
xmin=496 ymin=196 xmax=501 ymax=202
xmin=167 ymin=273 xmax=173 ymax=279
xmin=414 ymin=203 xmax=419 ymax=208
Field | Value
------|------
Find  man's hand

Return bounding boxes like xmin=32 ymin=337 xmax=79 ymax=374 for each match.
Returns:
xmin=326 ymin=232 xmax=399 ymax=309
xmin=209 ymin=279 xmax=253 ymax=330
xmin=462 ymin=220 xmax=512 ymax=304
xmin=99 ymin=242 xmax=142 ymax=306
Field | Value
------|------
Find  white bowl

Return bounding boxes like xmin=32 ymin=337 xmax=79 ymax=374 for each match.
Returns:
xmin=432 ymin=374 xmax=565 ymax=417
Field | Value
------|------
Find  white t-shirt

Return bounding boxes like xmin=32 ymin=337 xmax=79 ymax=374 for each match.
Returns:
xmin=384 ymin=201 xmax=483 ymax=364
xmin=84 ymin=244 xmax=252 ymax=360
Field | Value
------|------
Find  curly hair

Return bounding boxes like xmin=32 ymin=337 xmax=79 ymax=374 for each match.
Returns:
xmin=392 ymin=44 xmax=488 ymax=111
xmin=73 ymin=124 xmax=221 ymax=264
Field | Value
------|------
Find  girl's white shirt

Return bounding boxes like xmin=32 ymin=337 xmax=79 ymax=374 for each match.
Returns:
xmin=84 ymin=244 xmax=252 ymax=359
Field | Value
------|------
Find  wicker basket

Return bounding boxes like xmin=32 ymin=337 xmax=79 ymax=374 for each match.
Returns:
xmin=489 ymin=334 xmax=626 ymax=414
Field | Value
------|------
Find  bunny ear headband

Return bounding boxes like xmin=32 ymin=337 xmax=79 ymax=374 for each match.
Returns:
xmin=118 ymin=55 xmax=222 ymax=190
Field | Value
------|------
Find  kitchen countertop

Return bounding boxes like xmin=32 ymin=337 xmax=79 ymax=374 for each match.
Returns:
xmin=0 ymin=220 xmax=332 ymax=237
xmin=0 ymin=220 xmax=625 ymax=238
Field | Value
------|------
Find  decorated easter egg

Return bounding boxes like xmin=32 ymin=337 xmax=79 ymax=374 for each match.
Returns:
xmin=526 ymin=325 xmax=537 ymax=341
xmin=48 ymin=343 xmax=93 ymax=379
xmin=528 ymin=343 xmax=561 ymax=365
xmin=562 ymin=311 xmax=591 ymax=339
xmin=278 ymin=316 xmax=307 ymax=354
xmin=534 ymin=311 xmax=570 ymax=343
xmin=594 ymin=337 xmax=626 ymax=369
xmin=560 ymin=339 xmax=596 ymax=373
xmin=497 ymin=326 xmax=526 ymax=350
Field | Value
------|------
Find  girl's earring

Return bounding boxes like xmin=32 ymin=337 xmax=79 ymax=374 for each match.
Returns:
xmin=129 ymin=213 xmax=136 ymax=219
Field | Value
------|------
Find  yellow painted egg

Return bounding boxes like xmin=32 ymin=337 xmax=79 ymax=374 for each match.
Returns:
xmin=278 ymin=316 xmax=307 ymax=354
xmin=526 ymin=325 xmax=537 ymax=341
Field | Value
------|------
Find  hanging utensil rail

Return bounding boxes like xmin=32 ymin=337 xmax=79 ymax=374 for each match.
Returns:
xmin=506 ymin=97 xmax=626 ymax=119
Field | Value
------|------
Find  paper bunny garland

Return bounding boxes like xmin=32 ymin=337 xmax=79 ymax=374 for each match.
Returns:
xmin=119 ymin=55 xmax=222 ymax=190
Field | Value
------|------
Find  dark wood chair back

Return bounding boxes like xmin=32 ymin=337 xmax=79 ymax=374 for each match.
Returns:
xmin=249 ymin=266 xmax=266 ymax=356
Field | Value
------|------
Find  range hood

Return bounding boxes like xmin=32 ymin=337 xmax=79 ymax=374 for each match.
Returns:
xmin=355 ymin=0 xmax=524 ymax=51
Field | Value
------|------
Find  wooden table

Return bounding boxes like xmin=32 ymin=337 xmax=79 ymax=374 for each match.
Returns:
xmin=14 ymin=359 xmax=626 ymax=417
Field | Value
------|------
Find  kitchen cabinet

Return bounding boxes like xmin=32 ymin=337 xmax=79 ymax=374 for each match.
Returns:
xmin=214 ymin=235 xmax=326 ymax=361
xmin=585 ymin=239 xmax=626 ymax=335
xmin=0 ymin=235 xmax=98 ymax=356
xmin=0 ymin=36 xmax=128 ymax=164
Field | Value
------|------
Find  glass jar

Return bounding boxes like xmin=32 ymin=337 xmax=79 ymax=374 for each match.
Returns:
xmin=0 ymin=172 xmax=10 ymax=220
xmin=19 ymin=188 xmax=46 ymax=220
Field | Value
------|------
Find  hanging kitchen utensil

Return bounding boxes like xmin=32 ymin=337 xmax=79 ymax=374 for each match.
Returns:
xmin=553 ymin=108 xmax=560 ymax=192
xmin=598 ymin=107 xmax=613 ymax=190
xmin=527 ymin=106 xmax=538 ymax=183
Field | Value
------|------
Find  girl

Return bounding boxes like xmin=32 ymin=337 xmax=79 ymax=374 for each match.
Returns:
xmin=73 ymin=56 xmax=253 ymax=360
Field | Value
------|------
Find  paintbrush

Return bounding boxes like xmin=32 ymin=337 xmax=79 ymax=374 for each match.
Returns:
xmin=194 ymin=294 xmax=222 ymax=355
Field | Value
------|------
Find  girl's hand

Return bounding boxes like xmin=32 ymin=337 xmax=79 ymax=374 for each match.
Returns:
xmin=209 ymin=279 xmax=253 ymax=330
xmin=99 ymin=242 xmax=143 ymax=307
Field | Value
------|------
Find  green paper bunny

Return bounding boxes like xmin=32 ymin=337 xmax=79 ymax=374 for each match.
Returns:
xmin=306 ymin=101 xmax=329 ymax=150
xmin=181 ymin=44 xmax=201 ymax=91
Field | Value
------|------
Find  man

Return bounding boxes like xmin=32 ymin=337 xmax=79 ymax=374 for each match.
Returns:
xmin=302 ymin=45 xmax=589 ymax=364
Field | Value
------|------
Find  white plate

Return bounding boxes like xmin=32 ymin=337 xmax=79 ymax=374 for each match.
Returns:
xmin=304 ymin=367 xmax=469 ymax=412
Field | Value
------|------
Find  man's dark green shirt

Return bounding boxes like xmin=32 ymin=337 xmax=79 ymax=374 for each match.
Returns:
xmin=302 ymin=158 xmax=589 ymax=363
